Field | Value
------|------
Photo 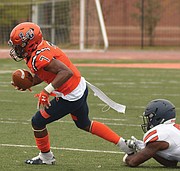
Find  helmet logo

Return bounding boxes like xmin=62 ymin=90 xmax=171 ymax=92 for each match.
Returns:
xmin=19 ymin=32 xmax=24 ymax=40
xmin=19 ymin=29 xmax=34 ymax=42
xmin=26 ymin=29 xmax=34 ymax=40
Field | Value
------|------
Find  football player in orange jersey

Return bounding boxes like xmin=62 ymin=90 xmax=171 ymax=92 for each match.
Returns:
xmin=9 ymin=22 xmax=133 ymax=165
xmin=123 ymin=99 xmax=180 ymax=167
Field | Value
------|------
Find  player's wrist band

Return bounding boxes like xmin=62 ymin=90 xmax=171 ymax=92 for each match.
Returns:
xmin=44 ymin=83 xmax=55 ymax=94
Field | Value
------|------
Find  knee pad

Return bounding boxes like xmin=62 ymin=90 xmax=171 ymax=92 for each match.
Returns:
xmin=31 ymin=115 xmax=39 ymax=127
xmin=31 ymin=112 xmax=46 ymax=128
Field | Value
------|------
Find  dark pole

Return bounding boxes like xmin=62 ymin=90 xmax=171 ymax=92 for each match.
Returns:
xmin=85 ymin=0 xmax=89 ymax=48
xmin=141 ymin=0 xmax=144 ymax=49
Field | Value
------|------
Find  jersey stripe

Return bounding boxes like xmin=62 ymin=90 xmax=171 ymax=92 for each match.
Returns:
xmin=144 ymin=130 xmax=157 ymax=142
xmin=149 ymin=135 xmax=158 ymax=142
xmin=174 ymin=124 xmax=180 ymax=130
xmin=31 ymin=55 xmax=38 ymax=71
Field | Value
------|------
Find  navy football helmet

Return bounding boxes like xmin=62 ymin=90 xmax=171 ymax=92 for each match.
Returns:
xmin=141 ymin=99 xmax=176 ymax=132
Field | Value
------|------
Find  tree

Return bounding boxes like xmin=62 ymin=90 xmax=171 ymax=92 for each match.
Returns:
xmin=133 ymin=0 xmax=161 ymax=46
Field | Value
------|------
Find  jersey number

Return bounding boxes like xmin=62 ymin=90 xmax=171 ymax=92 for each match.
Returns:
xmin=39 ymin=56 xmax=50 ymax=62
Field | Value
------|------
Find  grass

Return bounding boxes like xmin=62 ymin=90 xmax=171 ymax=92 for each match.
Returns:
xmin=1 ymin=58 xmax=180 ymax=170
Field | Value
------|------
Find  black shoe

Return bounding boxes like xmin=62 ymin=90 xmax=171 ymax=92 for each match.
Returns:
xmin=25 ymin=154 xmax=55 ymax=165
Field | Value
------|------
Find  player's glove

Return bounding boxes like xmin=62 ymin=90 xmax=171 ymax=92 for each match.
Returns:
xmin=35 ymin=90 xmax=51 ymax=109
xmin=11 ymin=81 xmax=32 ymax=91
xmin=122 ymin=136 xmax=145 ymax=163
xmin=118 ymin=138 xmax=137 ymax=155
xmin=126 ymin=136 xmax=145 ymax=151
xmin=131 ymin=136 xmax=145 ymax=151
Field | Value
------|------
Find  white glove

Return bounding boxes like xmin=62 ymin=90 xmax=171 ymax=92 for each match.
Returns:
xmin=131 ymin=136 xmax=145 ymax=151
xmin=117 ymin=138 xmax=136 ymax=154
xmin=122 ymin=136 xmax=145 ymax=163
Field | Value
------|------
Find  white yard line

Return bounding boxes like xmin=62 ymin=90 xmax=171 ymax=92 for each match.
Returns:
xmin=93 ymin=117 xmax=127 ymax=121
xmin=0 ymin=70 xmax=14 ymax=74
xmin=0 ymin=143 xmax=124 ymax=154
xmin=0 ymin=118 xmax=140 ymax=127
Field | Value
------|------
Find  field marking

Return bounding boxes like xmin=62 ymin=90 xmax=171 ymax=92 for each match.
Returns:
xmin=0 ymin=120 xmax=29 ymax=125
xmin=0 ymin=143 xmax=124 ymax=154
xmin=0 ymin=117 xmax=140 ymax=127
xmin=0 ymin=118 xmax=140 ymax=127
xmin=0 ymin=70 xmax=14 ymax=74
xmin=75 ymin=63 xmax=180 ymax=69
xmin=1 ymin=63 xmax=180 ymax=76
xmin=93 ymin=117 xmax=127 ymax=121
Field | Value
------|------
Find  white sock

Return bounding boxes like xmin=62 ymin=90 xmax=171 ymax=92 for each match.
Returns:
xmin=40 ymin=151 xmax=54 ymax=160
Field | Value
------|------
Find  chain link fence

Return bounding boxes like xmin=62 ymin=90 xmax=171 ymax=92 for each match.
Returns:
xmin=1 ymin=0 xmax=180 ymax=49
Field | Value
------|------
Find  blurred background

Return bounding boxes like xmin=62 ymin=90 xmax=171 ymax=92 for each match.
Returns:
xmin=1 ymin=0 xmax=180 ymax=50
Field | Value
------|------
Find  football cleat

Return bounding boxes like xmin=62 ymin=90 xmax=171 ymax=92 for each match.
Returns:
xmin=25 ymin=154 xmax=56 ymax=165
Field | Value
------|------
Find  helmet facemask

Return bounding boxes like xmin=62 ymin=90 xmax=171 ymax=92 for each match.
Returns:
xmin=141 ymin=113 xmax=149 ymax=133
xmin=8 ymin=40 xmax=28 ymax=62
xmin=8 ymin=30 xmax=32 ymax=62
xmin=141 ymin=112 xmax=164 ymax=133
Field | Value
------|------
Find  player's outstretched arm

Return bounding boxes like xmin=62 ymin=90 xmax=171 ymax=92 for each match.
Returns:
xmin=153 ymin=153 xmax=178 ymax=167
xmin=124 ymin=141 xmax=170 ymax=167
xmin=124 ymin=144 xmax=154 ymax=167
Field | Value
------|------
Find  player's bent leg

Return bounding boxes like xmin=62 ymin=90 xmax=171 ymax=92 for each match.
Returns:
xmin=71 ymin=102 xmax=120 ymax=144
xmin=25 ymin=114 xmax=55 ymax=165
xmin=71 ymin=116 xmax=120 ymax=144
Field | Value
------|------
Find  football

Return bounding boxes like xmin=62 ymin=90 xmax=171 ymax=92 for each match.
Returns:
xmin=12 ymin=69 xmax=33 ymax=90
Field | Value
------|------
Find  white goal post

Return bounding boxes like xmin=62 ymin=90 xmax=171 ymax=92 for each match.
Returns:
xmin=80 ymin=0 xmax=109 ymax=51
xmin=95 ymin=0 xmax=109 ymax=51
xmin=32 ymin=0 xmax=109 ymax=51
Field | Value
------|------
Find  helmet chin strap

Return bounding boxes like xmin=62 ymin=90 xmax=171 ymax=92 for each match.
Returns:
xmin=160 ymin=118 xmax=165 ymax=124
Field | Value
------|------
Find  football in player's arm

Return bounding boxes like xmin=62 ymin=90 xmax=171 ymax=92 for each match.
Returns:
xmin=124 ymin=99 xmax=180 ymax=167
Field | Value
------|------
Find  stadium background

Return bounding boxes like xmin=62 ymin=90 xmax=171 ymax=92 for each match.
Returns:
xmin=1 ymin=0 xmax=180 ymax=49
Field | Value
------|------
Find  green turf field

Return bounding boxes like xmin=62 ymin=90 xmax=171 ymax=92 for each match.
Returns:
xmin=1 ymin=58 xmax=180 ymax=171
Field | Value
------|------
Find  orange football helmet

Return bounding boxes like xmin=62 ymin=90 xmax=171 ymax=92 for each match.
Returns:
xmin=8 ymin=22 xmax=43 ymax=62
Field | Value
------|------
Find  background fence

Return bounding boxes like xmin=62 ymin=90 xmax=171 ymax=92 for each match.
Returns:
xmin=1 ymin=0 xmax=180 ymax=50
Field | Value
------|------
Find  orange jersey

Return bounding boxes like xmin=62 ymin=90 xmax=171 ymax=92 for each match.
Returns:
xmin=26 ymin=40 xmax=81 ymax=95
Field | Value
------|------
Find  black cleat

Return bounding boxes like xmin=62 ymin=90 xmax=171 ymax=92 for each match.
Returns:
xmin=25 ymin=155 xmax=55 ymax=165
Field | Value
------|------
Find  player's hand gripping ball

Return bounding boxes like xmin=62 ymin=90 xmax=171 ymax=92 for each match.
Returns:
xmin=12 ymin=69 xmax=33 ymax=90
